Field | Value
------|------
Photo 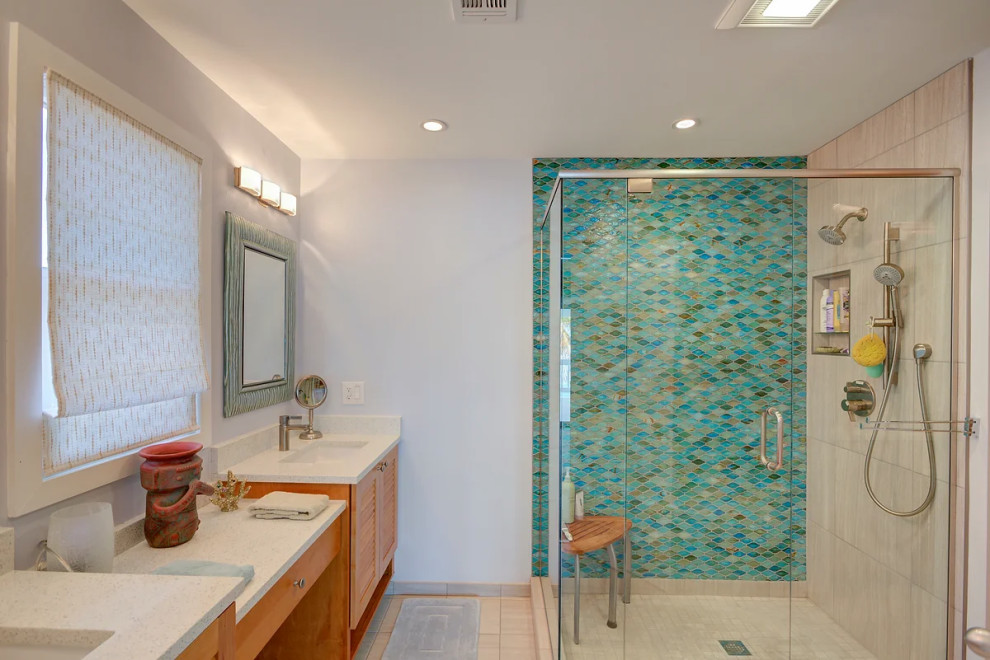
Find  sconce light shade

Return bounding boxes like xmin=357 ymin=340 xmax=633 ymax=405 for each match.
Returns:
xmin=279 ymin=192 xmax=297 ymax=216
xmin=235 ymin=166 xmax=262 ymax=197
xmin=259 ymin=180 xmax=281 ymax=207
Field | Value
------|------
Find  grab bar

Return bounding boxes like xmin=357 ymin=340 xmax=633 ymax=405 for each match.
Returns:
xmin=759 ymin=407 xmax=785 ymax=471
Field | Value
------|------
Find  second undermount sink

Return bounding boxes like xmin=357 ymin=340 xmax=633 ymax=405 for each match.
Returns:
xmin=280 ymin=440 xmax=369 ymax=464
xmin=0 ymin=629 xmax=113 ymax=660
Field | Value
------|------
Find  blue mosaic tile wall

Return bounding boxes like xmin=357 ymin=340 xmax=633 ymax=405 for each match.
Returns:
xmin=532 ymin=157 xmax=807 ymax=582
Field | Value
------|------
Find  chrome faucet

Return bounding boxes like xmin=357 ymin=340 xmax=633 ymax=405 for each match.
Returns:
xmin=278 ymin=415 xmax=308 ymax=451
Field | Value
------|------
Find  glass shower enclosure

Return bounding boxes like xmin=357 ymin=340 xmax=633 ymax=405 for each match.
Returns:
xmin=535 ymin=169 xmax=961 ymax=660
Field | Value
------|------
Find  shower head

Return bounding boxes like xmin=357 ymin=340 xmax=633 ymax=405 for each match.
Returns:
xmin=913 ymin=343 xmax=933 ymax=361
xmin=817 ymin=226 xmax=846 ymax=245
xmin=817 ymin=207 xmax=869 ymax=245
xmin=873 ymin=262 xmax=905 ymax=287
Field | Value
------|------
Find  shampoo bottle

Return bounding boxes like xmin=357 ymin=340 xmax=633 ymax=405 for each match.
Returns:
xmin=562 ymin=469 xmax=575 ymax=524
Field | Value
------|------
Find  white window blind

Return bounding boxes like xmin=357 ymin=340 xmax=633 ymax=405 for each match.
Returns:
xmin=42 ymin=70 xmax=208 ymax=475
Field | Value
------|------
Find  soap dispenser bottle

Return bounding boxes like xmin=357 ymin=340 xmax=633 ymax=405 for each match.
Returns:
xmin=562 ymin=469 xmax=575 ymax=524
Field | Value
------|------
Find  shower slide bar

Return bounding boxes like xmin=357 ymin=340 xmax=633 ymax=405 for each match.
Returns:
xmin=859 ymin=417 xmax=980 ymax=437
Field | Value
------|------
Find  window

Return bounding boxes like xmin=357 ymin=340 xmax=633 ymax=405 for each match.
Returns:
xmin=40 ymin=71 xmax=207 ymax=475
xmin=4 ymin=24 xmax=213 ymax=516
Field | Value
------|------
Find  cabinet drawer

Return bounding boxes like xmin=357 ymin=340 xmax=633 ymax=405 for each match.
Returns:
xmin=236 ymin=519 xmax=341 ymax=660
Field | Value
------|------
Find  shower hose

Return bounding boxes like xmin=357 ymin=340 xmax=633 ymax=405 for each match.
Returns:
xmin=863 ymin=288 xmax=937 ymax=517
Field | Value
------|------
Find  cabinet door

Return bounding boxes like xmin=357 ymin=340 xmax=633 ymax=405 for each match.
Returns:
xmin=350 ymin=468 xmax=378 ymax=629
xmin=377 ymin=449 xmax=398 ymax=573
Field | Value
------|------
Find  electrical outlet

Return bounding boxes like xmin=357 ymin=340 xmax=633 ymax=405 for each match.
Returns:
xmin=342 ymin=381 xmax=365 ymax=405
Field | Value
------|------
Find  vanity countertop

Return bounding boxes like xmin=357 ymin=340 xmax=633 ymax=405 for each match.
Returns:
xmin=0 ymin=569 xmax=243 ymax=660
xmin=0 ymin=500 xmax=346 ymax=660
xmin=208 ymin=415 xmax=401 ymax=486
xmin=223 ymin=431 xmax=400 ymax=485
xmin=115 ymin=500 xmax=346 ymax=621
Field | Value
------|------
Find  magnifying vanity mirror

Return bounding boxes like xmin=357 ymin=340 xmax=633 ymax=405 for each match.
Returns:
xmin=223 ymin=212 xmax=297 ymax=417
xmin=295 ymin=375 xmax=328 ymax=439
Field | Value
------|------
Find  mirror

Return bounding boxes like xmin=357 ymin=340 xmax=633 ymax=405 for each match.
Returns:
xmin=295 ymin=375 xmax=328 ymax=440
xmin=243 ymin=248 xmax=287 ymax=385
xmin=223 ymin=212 xmax=297 ymax=417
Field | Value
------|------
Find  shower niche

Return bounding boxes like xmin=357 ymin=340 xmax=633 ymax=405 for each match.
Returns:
xmin=811 ymin=270 xmax=850 ymax=356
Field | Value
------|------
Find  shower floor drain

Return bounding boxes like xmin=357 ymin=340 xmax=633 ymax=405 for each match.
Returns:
xmin=719 ymin=640 xmax=752 ymax=656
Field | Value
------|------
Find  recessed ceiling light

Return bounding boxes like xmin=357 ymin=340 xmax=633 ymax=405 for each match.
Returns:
xmin=673 ymin=118 xmax=697 ymax=130
xmin=422 ymin=120 xmax=448 ymax=132
xmin=763 ymin=0 xmax=818 ymax=17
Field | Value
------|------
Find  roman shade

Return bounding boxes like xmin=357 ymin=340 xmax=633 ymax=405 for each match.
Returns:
xmin=42 ymin=70 xmax=207 ymax=474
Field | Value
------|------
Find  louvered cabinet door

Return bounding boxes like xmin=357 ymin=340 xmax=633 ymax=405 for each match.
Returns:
xmin=349 ymin=468 xmax=378 ymax=629
xmin=377 ymin=448 xmax=398 ymax=574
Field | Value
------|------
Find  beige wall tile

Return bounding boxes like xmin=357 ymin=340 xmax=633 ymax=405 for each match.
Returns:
xmin=909 ymin=585 xmax=949 ymax=660
xmin=807 ymin=522 xmax=835 ymax=614
xmin=807 ymin=439 xmax=836 ymax=530
xmin=864 ymin=141 xmax=915 ymax=169
xmin=915 ymin=61 xmax=971 ymax=135
xmin=809 ymin=140 xmax=838 ymax=169
xmin=915 ymin=114 xmax=970 ymax=170
xmin=883 ymin=94 xmax=916 ymax=152
xmin=838 ymin=112 xmax=887 ymax=168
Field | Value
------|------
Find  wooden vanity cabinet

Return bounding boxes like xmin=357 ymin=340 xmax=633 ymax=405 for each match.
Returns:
xmin=246 ymin=445 xmax=398 ymax=657
xmin=351 ymin=448 xmax=398 ymax=629
xmin=177 ymin=603 xmax=235 ymax=660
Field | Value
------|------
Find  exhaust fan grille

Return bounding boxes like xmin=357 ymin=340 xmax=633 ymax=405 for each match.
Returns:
xmin=717 ymin=0 xmax=839 ymax=29
xmin=452 ymin=0 xmax=517 ymax=23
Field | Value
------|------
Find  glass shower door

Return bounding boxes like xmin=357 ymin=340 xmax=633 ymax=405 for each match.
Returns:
xmin=553 ymin=175 xmax=802 ymax=660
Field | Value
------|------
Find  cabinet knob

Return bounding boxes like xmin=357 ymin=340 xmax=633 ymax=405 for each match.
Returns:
xmin=293 ymin=578 xmax=306 ymax=589
xmin=378 ymin=462 xmax=387 ymax=472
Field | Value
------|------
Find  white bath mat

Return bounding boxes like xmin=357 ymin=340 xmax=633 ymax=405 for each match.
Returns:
xmin=383 ymin=598 xmax=480 ymax=660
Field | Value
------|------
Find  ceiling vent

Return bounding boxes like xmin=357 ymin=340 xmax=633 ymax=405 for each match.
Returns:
xmin=716 ymin=0 xmax=839 ymax=29
xmin=451 ymin=0 xmax=517 ymax=23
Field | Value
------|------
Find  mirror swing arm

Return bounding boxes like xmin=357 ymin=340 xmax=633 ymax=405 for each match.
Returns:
xmin=222 ymin=211 xmax=297 ymax=417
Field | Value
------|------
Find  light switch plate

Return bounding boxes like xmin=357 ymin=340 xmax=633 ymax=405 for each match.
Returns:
xmin=342 ymin=381 xmax=365 ymax=405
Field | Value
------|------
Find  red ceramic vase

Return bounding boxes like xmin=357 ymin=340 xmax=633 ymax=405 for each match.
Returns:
xmin=139 ymin=442 xmax=215 ymax=548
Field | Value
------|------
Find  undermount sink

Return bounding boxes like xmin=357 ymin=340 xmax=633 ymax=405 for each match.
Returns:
xmin=280 ymin=440 xmax=369 ymax=464
xmin=0 ymin=629 xmax=112 ymax=660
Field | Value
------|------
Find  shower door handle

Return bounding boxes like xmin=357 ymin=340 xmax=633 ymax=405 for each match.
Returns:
xmin=966 ymin=628 xmax=990 ymax=658
xmin=759 ymin=407 xmax=785 ymax=472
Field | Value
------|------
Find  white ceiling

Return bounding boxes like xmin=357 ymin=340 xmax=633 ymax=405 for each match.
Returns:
xmin=122 ymin=0 xmax=990 ymax=160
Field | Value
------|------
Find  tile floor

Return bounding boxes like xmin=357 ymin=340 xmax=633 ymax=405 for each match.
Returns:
xmin=355 ymin=594 xmax=540 ymax=660
xmin=555 ymin=594 xmax=876 ymax=660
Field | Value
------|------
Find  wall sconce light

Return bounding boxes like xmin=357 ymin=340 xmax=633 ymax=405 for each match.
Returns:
xmin=235 ymin=167 xmax=262 ymax=197
xmin=279 ymin=192 xmax=297 ymax=216
xmin=259 ymin=180 xmax=281 ymax=207
xmin=234 ymin=166 xmax=299 ymax=216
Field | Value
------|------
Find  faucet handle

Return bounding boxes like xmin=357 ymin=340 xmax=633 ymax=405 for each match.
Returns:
xmin=279 ymin=415 xmax=303 ymax=424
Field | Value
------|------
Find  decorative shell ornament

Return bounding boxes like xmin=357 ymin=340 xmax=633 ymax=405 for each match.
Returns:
xmin=852 ymin=331 xmax=886 ymax=377
xmin=211 ymin=470 xmax=251 ymax=512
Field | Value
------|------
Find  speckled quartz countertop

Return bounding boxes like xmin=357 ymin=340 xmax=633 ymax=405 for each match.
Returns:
xmin=0 ymin=570 xmax=243 ymax=660
xmin=115 ymin=500 xmax=346 ymax=621
xmin=0 ymin=500 xmax=346 ymax=660
xmin=216 ymin=415 xmax=401 ymax=485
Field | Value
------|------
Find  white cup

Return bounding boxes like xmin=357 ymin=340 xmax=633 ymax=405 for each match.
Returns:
xmin=47 ymin=502 xmax=114 ymax=573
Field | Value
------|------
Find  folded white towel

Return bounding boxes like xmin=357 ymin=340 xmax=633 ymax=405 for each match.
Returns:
xmin=248 ymin=491 xmax=330 ymax=521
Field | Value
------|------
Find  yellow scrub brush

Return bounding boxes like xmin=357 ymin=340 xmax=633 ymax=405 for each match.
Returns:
xmin=852 ymin=330 xmax=886 ymax=377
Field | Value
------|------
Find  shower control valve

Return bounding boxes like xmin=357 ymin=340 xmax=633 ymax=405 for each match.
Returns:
xmin=841 ymin=380 xmax=876 ymax=422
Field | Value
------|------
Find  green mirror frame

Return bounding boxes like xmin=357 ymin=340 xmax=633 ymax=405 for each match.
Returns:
xmin=223 ymin=211 xmax=297 ymax=417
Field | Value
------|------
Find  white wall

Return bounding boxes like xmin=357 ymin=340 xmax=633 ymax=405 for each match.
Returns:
xmin=0 ymin=0 xmax=301 ymax=566
xmin=300 ymin=159 xmax=533 ymax=584
xmin=969 ymin=47 xmax=990 ymax=652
